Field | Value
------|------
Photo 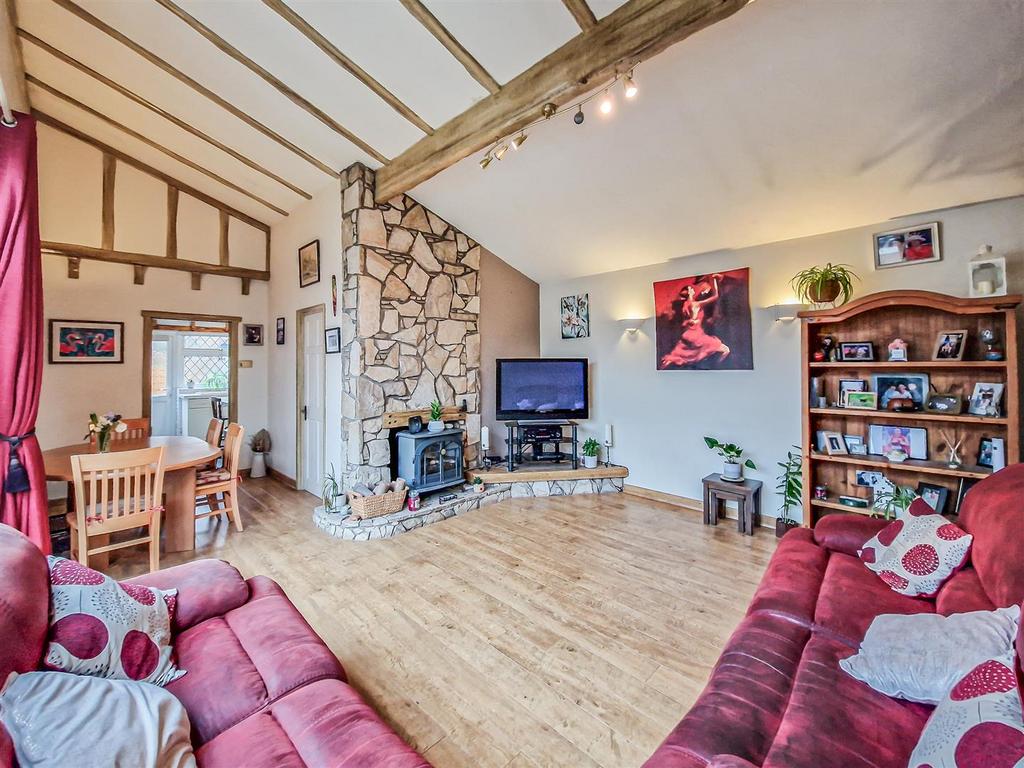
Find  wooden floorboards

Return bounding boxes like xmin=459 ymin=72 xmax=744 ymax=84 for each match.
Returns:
xmin=107 ymin=479 xmax=778 ymax=768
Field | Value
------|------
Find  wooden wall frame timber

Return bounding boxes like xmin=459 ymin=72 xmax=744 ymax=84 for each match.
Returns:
xmin=141 ymin=310 xmax=240 ymax=428
xmin=799 ymin=290 xmax=1021 ymax=526
xmin=42 ymin=242 xmax=269 ymax=282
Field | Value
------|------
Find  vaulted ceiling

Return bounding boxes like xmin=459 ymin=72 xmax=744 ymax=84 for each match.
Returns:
xmin=12 ymin=0 xmax=1024 ymax=282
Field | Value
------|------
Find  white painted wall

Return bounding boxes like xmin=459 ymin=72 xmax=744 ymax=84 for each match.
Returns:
xmin=266 ymin=181 xmax=343 ymax=487
xmin=37 ymin=124 xmax=270 ymax=482
xmin=540 ymin=196 xmax=1024 ymax=521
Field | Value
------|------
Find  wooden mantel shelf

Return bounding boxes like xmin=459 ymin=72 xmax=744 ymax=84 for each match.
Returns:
xmin=466 ymin=463 xmax=629 ymax=484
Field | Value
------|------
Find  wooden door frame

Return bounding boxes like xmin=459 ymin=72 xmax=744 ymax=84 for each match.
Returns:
xmin=295 ymin=304 xmax=326 ymax=493
xmin=141 ymin=310 xmax=241 ymax=427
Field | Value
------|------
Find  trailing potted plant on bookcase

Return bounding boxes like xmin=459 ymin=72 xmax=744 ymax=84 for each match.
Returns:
xmin=704 ymin=436 xmax=756 ymax=481
xmin=775 ymin=447 xmax=803 ymax=538
xmin=581 ymin=438 xmax=601 ymax=469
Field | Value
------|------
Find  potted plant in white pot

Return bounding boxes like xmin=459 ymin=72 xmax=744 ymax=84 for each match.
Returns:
xmin=427 ymin=400 xmax=445 ymax=433
xmin=704 ymin=436 xmax=755 ymax=482
xmin=249 ymin=429 xmax=271 ymax=478
xmin=775 ymin=447 xmax=803 ymax=537
xmin=581 ymin=438 xmax=601 ymax=469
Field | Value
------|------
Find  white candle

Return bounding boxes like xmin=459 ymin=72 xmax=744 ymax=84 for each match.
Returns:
xmin=604 ymin=424 xmax=613 ymax=446
xmin=481 ymin=425 xmax=490 ymax=452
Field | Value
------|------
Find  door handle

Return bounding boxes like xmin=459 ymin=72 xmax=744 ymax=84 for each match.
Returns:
xmin=302 ymin=405 xmax=308 ymax=420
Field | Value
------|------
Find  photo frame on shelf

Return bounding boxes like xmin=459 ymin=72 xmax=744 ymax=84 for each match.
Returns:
xmin=873 ymin=222 xmax=941 ymax=269
xmin=839 ymin=341 xmax=874 ymax=361
xmin=977 ymin=437 xmax=1005 ymax=470
xmin=872 ymin=373 xmax=930 ymax=409
xmin=916 ymin=482 xmax=950 ymax=515
xmin=844 ymin=434 xmax=866 ymax=454
xmin=925 ymin=393 xmax=963 ymax=415
xmin=843 ymin=391 xmax=878 ymax=410
xmin=968 ymin=382 xmax=1004 ymax=417
xmin=868 ymin=424 xmax=928 ymax=460
xmin=933 ymin=329 xmax=968 ymax=361
xmin=855 ymin=470 xmax=885 ymax=487
xmin=954 ymin=477 xmax=980 ymax=516
xmin=838 ymin=379 xmax=867 ymax=403
xmin=823 ymin=431 xmax=847 ymax=455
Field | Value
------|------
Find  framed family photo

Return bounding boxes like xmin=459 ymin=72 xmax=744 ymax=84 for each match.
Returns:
xmin=933 ymin=329 xmax=967 ymax=360
xmin=839 ymin=341 xmax=874 ymax=361
xmin=873 ymin=222 xmax=941 ymax=269
xmin=49 ymin=319 xmax=124 ymax=364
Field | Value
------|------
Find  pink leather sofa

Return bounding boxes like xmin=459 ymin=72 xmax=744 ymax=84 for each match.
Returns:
xmin=0 ymin=523 xmax=431 ymax=768
xmin=644 ymin=464 xmax=1024 ymax=768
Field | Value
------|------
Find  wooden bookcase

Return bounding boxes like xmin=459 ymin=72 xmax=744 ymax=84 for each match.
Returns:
xmin=799 ymin=290 xmax=1020 ymax=526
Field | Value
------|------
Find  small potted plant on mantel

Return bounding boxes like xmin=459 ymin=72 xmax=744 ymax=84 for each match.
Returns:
xmin=581 ymin=438 xmax=601 ymax=469
xmin=790 ymin=263 xmax=858 ymax=306
xmin=704 ymin=436 xmax=756 ymax=482
xmin=775 ymin=447 xmax=803 ymax=538
xmin=427 ymin=399 xmax=445 ymax=433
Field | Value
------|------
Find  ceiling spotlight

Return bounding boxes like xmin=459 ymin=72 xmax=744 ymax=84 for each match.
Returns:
xmin=573 ymin=105 xmax=584 ymax=125
xmin=541 ymin=102 xmax=557 ymax=119
xmin=599 ymin=91 xmax=613 ymax=114
xmin=479 ymin=153 xmax=492 ymax=170
xmin=511 ymin=132 xmax=528 ymax=150
xmin=623 ymin=72 xmax=638 ymax=98
xmin=493 ymin=143 xmax=509 ymax=160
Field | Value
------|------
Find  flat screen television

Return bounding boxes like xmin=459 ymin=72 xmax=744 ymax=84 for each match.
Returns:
xmin=496 ymin=358 xmax=589 ymax=421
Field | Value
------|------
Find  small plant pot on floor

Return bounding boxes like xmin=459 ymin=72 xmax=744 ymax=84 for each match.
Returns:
xmin=776 ymin=519 xmax=800 ymax=538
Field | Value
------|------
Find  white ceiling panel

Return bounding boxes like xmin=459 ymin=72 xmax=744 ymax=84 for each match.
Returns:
xmin=422 ymin=0 xmax=579 ymax=85
xmin=287 ymin=0 xmax=489 ymax=128
xmin=412 ymin=0 xmax=1024 ymax=281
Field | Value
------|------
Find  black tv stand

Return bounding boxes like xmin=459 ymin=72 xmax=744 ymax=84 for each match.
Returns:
xmin=505 ymin=420 xmax=578 ymax=472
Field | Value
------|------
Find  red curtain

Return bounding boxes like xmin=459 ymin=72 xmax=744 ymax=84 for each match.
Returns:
xmin=0 ymin=112 xmax=49 ymax=553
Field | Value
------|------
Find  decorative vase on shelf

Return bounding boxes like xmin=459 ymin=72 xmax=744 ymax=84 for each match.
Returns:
xmin=427 ymin=420 xmax=444 ymax=433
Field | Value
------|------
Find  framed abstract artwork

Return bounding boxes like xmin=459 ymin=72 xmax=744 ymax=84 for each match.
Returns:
xmin=560 ymin=293 xmax=590 ymax=339
xmin=654 ymin=267 xmax=753 ymax=370
xmin=48 ymin=319 xmax=124 ymax=364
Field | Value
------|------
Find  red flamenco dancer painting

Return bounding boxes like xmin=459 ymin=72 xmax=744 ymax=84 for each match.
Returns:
xmin=654 ymin=268 xmax=753 ymax=371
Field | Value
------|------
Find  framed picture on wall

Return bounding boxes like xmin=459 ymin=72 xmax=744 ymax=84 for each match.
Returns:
xmin=873 ymin=222 xmax=941 ymax=269
xmin=276 ymin=317 xmax=285 ymax=345
xmin=243 ymin=324 xmax=264 ymax=346
xmin=325 ymin=327 xmax=341 ymax=354
xmin=298 ymin=239 xmax=321 ymax=287
xmin=48 ymin=319 xmax=124 ymax=364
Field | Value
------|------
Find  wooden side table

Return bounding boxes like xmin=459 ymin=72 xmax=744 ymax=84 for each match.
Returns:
xmin=702 ymin=473 xmax=763 ymax=536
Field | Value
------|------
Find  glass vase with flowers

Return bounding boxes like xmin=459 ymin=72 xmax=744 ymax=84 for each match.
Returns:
xmin=86 ymin=412 xmax=127 ymax=452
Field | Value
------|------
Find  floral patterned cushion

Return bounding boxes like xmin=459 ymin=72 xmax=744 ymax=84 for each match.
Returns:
xmin=909 ymin=654 xmax=1024 ymax=767
xmin=196 ymin=469 xmax=231 ymax=485
xmin=44 ymin=556 xmax=185 ymax=686
xmin=857 ymin=499 xmax=972 ymax=598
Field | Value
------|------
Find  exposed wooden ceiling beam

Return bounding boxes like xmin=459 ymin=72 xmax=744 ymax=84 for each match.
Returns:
xmin=260 ymin=0 xmax=433 ymax=136
xmin=152 ymin=0 xmax=387 ymax=165
xmin=1 ymin=0 xmax=29 ymax=113
xmin=42 ymin=241 xmax=270 ymax=281
xmin=399 ymin=0 xmax=500 ymax=95
xmin=34 ymin=110 xmax=272 ymax=232
xmin=20 ymin=29 xmax=312 ymax=200
xmin=376 ymin=0 xmax=748 ymax=202
xmin=50 ymin=0 xmax=338 ymax=178
xmin=562 ymin=0 xmax=598 ymax=31
xmin=28 ymin=75 xmax=289 ymax=216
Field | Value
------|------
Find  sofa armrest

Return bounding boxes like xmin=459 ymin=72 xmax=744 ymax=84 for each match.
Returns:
xmin=812 ymin=514 xmax=888 ymax=557
xmin=709 ymin=758 xmax=760 ymax=768
xmin=127 ymin=559 xmax=250 ymax=631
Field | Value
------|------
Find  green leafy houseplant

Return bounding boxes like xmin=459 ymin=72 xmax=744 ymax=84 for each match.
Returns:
xmin=581 ymin=438 xmax=601 ymax=457
xmin=705 ymin=436 xmax=755 ymax=481
xmin=322 ymin=463 xmax=342 ymax=512
xmin=775 ymin=447 xmax=802 ymax=536
xmin=427 ymin=400 xmax=445 ymax=432
xmin=873 ymin=484 xmax=917 ymax=521
xmin=790 ymin=263 xmax=858 ymax=305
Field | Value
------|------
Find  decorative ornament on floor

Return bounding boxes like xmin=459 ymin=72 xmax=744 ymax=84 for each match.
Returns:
xmin=85 ymin=412 xmax=127 ymax=453
xmin=790 ymin=263 xmax=858 ymax=306
xmin=249 ymin=429 xmax=271 ymax=478
xmin=427 ymin=400 xmax=445 ymax=433
xmin=581 ymin=438 xmax=601 ymax=469
xmin=775 ymin=447 xmax=802 ymax=538
xmin=704 ymin=436 xmax=756 ymax=482
xmin=478 ymin=69 xmax=639 ymax=171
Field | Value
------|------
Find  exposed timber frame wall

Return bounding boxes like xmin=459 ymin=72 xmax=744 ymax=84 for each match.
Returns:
xmin=35 ymin=112 xmax=272 ymax=293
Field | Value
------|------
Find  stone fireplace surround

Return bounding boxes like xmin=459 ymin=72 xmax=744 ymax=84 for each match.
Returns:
xmin=340 ymin=163 xmax=482 ymax=493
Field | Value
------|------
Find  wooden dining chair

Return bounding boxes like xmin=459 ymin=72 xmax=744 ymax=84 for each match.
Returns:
xmin=113 ymin=418 xmax=150 ymax=441
xmin=205 ymin=417 xmax=224 ymax=448
xmin=69 ymin=447 xmax=166 ymax=573
xmin=195 ymin=423 xmax=244 ymax=533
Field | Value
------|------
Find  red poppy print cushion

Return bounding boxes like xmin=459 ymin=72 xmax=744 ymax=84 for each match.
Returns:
xmin=45 ymin=556 xmax=185 ymax=686
xmin=857 ymin=501 xmax=972 ymax=597
xmin=910 ymin=655 xmax=1024 ymax=768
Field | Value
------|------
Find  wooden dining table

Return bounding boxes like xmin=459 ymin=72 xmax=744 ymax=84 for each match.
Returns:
xmin=43 ymin=435 xmax=221 ymax=557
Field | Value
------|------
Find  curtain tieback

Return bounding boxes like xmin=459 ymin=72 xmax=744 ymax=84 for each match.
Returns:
xmin=1 ymin=429 xmax=35 ymax=494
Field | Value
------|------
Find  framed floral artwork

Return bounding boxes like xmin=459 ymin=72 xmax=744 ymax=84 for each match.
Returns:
xmin=560 ymin=293 xmax=590 ymax=339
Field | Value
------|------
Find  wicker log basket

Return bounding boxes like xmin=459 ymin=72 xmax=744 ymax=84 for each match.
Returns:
xmin=347 ymin=479 xmax=408 ymax=520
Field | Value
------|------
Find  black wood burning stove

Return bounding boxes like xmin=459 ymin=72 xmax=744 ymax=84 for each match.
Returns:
xmin=395 ymin=428 xmax=464 ymax=494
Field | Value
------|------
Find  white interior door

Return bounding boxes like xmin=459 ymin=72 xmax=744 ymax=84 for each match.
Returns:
xmin=299 ymin=308 xmax=326 ymax=495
